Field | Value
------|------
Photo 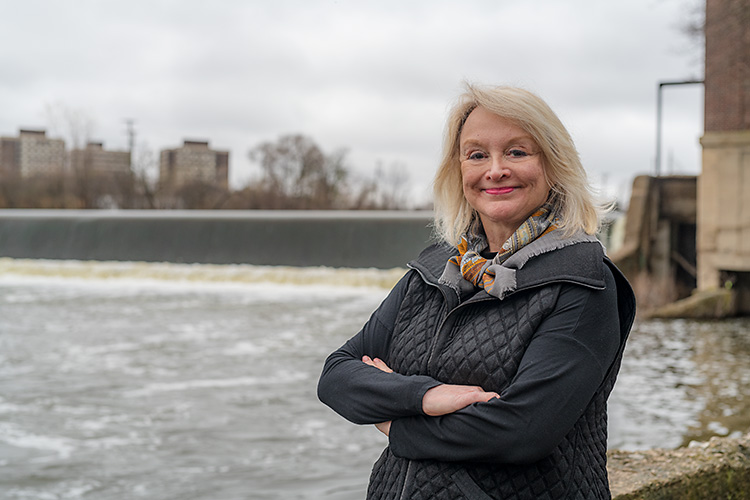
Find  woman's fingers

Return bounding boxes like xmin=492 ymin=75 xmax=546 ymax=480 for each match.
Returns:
xmin=362 ymin=355 xmax=393 ymax=373
xmin=422 ymin=384 xmax=499 ymax=416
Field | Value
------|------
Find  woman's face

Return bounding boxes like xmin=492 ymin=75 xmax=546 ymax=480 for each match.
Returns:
xmin=459 ymin=106 xmax=550 ymax=249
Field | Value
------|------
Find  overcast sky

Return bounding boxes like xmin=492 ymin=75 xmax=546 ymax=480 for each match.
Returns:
xmin=1 ymin=0 xmax=704 ymax=206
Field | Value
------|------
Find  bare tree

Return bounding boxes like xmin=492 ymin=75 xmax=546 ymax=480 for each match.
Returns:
xmin=348 ymin=161 xmax=412 ymax=210
xmin=373 ymin=161 xmax=411 ymax=209
xmin=44 ymin=102 xmax=96 ymax=151
xmin=131 ymin=143 xmax=160 ymax=208
xmin=678 ymin=0 xmax=706 ymax=74
xmin=0 ymin=172 xmax=76 ymax=208
xmin=0 ymin=171 xmax=22 ymax=208
xmin=248 ymin=134 xmax=348 ymax=209
xmin=174 ymin=180 xmax=231 ymax=209
xmin=679 ymin=0 xmax=750 ymax=75
xmin=44 ymin=102 xmax=98 ymax=207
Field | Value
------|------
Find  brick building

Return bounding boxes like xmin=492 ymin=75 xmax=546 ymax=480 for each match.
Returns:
xmin=70 ymin=142 xmax=131 ymax=175
xmin=703 ymin=0 xmax=750 ymax=132
xmin=159 ymin=140 xmax=229 ymax=189
xmin=0 ymin=129 xmax=65 ymax=177
xmin=698 ymin=0 xmax=750 ymax=312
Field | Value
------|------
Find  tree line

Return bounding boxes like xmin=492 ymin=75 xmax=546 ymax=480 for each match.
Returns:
xmin=0 ymin=133 xmax=418 ymax=210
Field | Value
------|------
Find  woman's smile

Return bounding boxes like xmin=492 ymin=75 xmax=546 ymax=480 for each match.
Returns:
xmin=483 ymin=186 xmax=516 ymax=195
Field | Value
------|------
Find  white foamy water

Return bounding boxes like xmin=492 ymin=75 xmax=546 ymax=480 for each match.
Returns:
xmin=2 ymin=259 xmax=750 ymax=499
xmin=0 ymin=258 xmax=408 ymax=289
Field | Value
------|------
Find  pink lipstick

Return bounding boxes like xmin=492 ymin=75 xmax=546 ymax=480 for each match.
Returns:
xmin=484 ymin=187 xmax=515 ymax=195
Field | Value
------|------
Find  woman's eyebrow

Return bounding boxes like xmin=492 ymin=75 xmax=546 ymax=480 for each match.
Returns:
xmin=460 ymin=136 xmax=535 ymax=149
xmin=460 ymin=139 xmax=484 ymax=149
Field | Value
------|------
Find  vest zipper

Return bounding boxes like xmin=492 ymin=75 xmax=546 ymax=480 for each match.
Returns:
xmin=406 ymin=263 xmax=454 ymax=376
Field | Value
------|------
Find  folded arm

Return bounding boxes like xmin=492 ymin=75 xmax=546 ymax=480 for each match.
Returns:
xmin=388 ymin=270 xmax=622 ymax=464
xmin=361 ymin=355 xmax=499 ymax=435
xmin=317 ymin=272 xmax=443 ymax=424
xmin=318 ymin=272 xmax=499 ymax=426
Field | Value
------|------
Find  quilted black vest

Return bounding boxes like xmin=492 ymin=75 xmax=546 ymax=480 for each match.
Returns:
xmin=366 ymin=243 xmax=635 ymax=500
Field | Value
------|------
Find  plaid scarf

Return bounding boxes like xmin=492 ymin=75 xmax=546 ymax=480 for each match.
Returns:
xmin=447 ymin=203 xmax=559 ymax=292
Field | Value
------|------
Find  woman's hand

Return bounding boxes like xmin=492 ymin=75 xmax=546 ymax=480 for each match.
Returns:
xmin=361 ymin=355 xmax=500 ymax=429
xmin=421 ymin=384 xmax=499 ymax=416
xmin=362 ymin=355 xmax=392 ymax=373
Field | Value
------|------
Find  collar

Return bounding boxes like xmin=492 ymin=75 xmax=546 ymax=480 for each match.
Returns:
xmin=410 ymin=232 xmax=606 ymax=299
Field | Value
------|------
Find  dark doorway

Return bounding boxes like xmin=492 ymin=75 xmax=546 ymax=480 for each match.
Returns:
xmin=672 ymin=222 xmax=697 ymax=300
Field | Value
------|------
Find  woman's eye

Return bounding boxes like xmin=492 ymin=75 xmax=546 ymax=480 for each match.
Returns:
xmin=507 ymin=149 xmax=528 ymax=159
xmin=467 ymin=151 xmax=487 ymax=161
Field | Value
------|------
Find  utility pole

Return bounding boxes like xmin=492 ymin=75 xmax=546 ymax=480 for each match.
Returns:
xmin=124 ymin=119 xmax=136 ymax=170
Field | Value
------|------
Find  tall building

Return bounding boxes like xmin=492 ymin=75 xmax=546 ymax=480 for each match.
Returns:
xmin=159 ymin=140 xmax=229 ymax=189
xmin=0 ymin=129 xmax=65 ymax=177
xmin=70 ymin=142 xmax=131 ymax=175
xmin=0 ymin=137 xmax=18 ymax=175
xmin=698 ymin=0 xmax=750 ymax=314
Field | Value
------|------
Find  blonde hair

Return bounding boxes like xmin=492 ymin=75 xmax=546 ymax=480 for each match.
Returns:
xmin=433 ymin=83 xmax=602 ymax=246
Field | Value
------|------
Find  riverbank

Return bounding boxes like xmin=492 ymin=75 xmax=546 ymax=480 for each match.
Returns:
xmin=609 ymin=432 xmax=750 ymax=499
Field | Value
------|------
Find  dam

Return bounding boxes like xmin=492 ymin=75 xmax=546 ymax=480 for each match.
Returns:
xmin=0 ymin=209 xmax=435 ymax=269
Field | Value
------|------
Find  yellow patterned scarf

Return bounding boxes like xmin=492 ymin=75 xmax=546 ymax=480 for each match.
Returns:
xmin=449 ymin=202 xmax=559 ymax=291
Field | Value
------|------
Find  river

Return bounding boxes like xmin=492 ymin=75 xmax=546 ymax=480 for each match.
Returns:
xmin=1 ymin=259 xmax=749 ymax=499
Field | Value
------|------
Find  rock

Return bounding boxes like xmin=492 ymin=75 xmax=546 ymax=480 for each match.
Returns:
xmin=608 ymin=432 xmax=750 ymax=499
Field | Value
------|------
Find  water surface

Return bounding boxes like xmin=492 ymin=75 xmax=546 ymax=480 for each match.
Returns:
xmin=1 ymin=259 xmax=749 ymax=499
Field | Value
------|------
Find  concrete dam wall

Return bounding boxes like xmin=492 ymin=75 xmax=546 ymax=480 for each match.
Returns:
xmin=0 ymin=210 xmax=436 ymax=269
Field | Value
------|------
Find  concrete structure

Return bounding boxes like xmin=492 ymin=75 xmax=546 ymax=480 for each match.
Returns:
xmin=616 ymin=0 xmax=750 ymax=316
xmin=0 ymin=209 xmax=435 ymax=269
xmin=698 ymin=0 xmax=750 ymax=314
xmin=610 ymin=175 xmax=698 ymax=308
xmin=69 ymin=142 xmax=131 ymax=175
xmin=0 ymin=129 xmax=65 ymax=177
xmin=159 ymin=140 xmax=229 ymax=189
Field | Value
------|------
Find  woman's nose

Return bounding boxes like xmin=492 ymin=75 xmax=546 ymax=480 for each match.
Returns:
xmin=486 ymin=157 xmax=509 ymax=181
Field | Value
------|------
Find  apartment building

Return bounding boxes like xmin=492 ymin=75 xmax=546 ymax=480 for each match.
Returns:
xmin=159 ymin=140 xmax=229 ymax=189
xmin=70 ymin=142 xmax=131 ymax=175
xmin=0 ymin=129 xmax=65 ymax=176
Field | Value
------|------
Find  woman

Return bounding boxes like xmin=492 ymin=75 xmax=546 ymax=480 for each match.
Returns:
xmin=318 ymin=84 xmax=636 ymax=499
